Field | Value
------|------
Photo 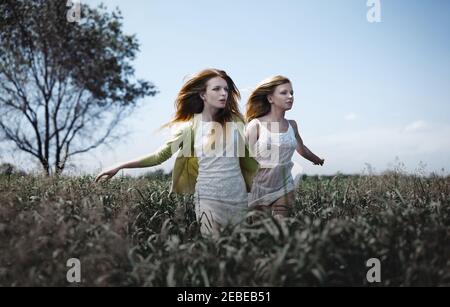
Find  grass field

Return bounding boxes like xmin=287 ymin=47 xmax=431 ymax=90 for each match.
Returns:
xmin=0 ymin=171 xmax=449 ymax=286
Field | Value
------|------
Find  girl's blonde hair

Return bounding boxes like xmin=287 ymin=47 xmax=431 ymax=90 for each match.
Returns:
xmin=245 ymin=76 xmax=291 ymax=122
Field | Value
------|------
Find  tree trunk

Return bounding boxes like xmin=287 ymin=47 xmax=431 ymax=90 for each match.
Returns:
xmin=42 ymin=160 xmax=50 ymax=176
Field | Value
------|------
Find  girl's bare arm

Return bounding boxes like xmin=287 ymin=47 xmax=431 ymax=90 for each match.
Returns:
xmin=289 ymin=120 xmax=324 ymax=166
xmin=95 ymin=124 xmax=187 ymax=182
xmin=244 ymin=119 xmax=260 ymax=157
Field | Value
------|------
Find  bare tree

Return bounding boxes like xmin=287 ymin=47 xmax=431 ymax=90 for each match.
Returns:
xmin=0 ymin=0 xmax=157 ymax=175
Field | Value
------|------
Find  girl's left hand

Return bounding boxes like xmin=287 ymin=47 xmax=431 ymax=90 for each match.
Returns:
xmin=314 ymin=158 xmax=325 ymax=166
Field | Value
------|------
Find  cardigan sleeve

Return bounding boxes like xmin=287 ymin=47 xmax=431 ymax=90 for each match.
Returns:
xmin=137 ymin=123 xmax=190 ymax=167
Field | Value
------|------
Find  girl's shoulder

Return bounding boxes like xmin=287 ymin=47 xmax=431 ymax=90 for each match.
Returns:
xmin=246 ymin=118 xmax=262 ymax=129
xmin=255 ymin=115 xmax=268 ymax=122
xmin=287 ymin=119 xmax=300 ymax=135
xmin=167 ymin=120 xmax=195 ymax=139
xmin=249 ymin=116 xmax=269 ymax=126
xmin=174 ymin=120 xmax=194 ymax=130
xmin=255 ymin=116 xmax=291 ymax=127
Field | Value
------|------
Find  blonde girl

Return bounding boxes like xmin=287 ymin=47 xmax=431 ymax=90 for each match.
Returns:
xmin=245 ymin=76 xmax=324 ymax=218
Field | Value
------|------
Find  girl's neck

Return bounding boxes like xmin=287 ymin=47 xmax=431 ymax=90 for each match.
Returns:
xmin=266 ymin=107 xmax=286 ymax=122
xmin=202 ymin=105 xmax=219 ymax=122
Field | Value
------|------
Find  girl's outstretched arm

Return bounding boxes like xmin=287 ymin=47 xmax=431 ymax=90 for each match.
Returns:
xmin=94 ymin=153 xmax=164 ymax=182
xmin=95 ymin=124 xmax=189 ymax=182
xmin=289 ymin=120 xmax=325 ymax=166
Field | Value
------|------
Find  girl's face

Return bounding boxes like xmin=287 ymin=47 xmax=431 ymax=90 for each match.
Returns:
xmin=268 ymin=82 xmax=294 ymax=111
xmin=200 ymin=77 xmax=229 ymax=110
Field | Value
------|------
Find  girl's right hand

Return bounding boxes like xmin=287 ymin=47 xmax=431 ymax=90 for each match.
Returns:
xmin=95 ymin=167 xmax=121 ymax=182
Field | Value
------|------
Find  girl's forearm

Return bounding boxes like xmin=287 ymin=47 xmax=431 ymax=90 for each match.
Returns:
xmin=301 ymin=145 xmax=320 ymax=163
xmin=115 ymin=157 xmax=154 ymax=170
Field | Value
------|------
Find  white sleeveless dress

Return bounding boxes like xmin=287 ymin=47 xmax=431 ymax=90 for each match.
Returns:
xmin=248 ymin=119 xmax=297 ymax=208
xmin=194 ymin=121 xmax=248 ymax=235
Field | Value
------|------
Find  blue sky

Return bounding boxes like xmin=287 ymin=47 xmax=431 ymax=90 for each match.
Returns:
xmin=4 ymin=0 xmax=450 ymax=176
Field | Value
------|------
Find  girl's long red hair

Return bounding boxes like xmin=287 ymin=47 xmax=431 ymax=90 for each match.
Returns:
xmin=166 ymin=68 xmax=244 ymax=127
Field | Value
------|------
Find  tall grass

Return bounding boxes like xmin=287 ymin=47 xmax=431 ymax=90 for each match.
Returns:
xmin=0 ymin=171 xmax=448 ymax=286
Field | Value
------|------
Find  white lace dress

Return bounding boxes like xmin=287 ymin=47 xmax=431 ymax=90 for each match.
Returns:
xmin=194 ymin=121 xmax=248 ymax=235
xmin=248 ymin=119 xmax=298 ymax=208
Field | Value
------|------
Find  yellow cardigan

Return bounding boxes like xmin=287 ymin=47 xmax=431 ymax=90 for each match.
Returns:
xmin=138 ymin=114 xmax=259 ymax=194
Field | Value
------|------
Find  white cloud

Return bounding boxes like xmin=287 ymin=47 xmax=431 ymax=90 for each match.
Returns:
xmin=404 ymin=120 xmax=428 ymax=133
